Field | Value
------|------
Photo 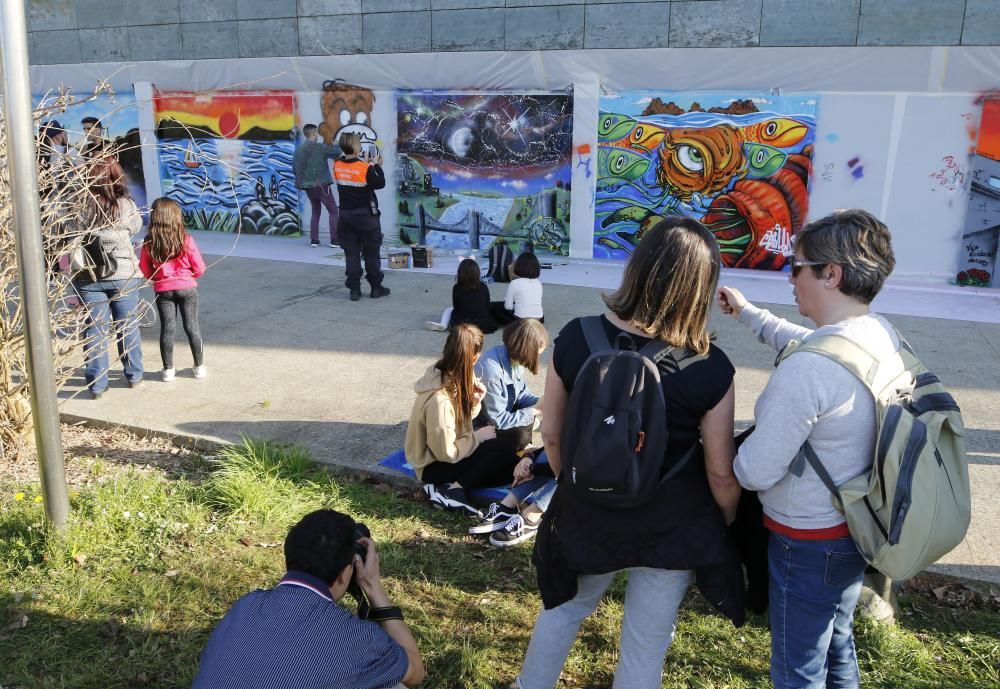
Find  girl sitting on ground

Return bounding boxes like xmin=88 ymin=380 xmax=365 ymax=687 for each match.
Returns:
xmin=425 ymin=257 xmax=497 ymax=333
xmin=405 ymin=324 xmax=520 ymax=516
xmin=139 ymin=197 xmax=208 ymax=381
xmin=491 ymin=251 xmax=544 ymax=326
xmin=475 ymin=318 xmax=548 ymax=452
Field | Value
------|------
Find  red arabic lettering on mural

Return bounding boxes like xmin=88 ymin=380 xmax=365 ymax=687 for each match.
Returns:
xmin=929 ymin=155 xmax=967 ymax=193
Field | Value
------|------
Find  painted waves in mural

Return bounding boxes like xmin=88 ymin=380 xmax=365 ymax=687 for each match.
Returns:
xmin=155 ymin=91 xmax=299 ymax=235
xmin=595 ymin=92 xmax=818 ymax=270
xmin=396 ymin=93 xmax=573 ymax=254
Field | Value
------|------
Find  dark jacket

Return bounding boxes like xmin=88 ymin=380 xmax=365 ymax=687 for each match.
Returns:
xmin=533 ymin=465 xmax=746 ymax=627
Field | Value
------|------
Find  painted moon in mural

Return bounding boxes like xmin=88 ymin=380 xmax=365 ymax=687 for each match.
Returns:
xmin=219 ymin=111 xmax=240 ymax=138
xmin=448 ymin=127 xmax=474 ymax=159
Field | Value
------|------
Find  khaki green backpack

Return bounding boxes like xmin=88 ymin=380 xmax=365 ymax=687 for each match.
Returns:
xmin=778 ymin=331 xmax=971 ymax=580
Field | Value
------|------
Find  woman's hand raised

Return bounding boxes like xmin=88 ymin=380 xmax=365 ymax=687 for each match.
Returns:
xmin=716 ymin=286 xmax=749 ymax=319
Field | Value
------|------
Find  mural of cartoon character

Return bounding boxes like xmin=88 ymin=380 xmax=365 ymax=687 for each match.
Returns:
xmin=318 ymin=80 xmax=378 ymax=157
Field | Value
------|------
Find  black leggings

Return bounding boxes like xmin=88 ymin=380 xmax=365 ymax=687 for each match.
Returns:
xmin=421 ymin=439 xmax=520 ymax=489
xmin=155 ymin=288 xmax=204 ymax=369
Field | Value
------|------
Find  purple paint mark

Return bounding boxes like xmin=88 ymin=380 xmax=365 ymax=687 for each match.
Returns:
xmin=576 ymin=154 xmax=592 ymax=179
xmin=847 ymin=157 xmax=860 ymax=168
xmin=851 ymin=165 xmax=864 ymax=180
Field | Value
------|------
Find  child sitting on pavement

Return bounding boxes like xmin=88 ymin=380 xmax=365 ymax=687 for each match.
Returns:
xmin=474 ymin=318 xmax=548 ymax=452
xmin=405 ymin=324 xmax=519 ymax=516
xmin=425 ymin=257 xmax=497 ymax=333
xmin=491 ymin=251 xmax=544 ymax=326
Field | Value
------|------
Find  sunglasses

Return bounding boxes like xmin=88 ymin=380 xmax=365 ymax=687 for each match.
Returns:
xmin=788 ymin=258 xmax=827 ymax=277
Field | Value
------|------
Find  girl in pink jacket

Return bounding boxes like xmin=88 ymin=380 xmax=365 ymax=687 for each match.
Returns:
xmin=139 ymin=198 xmax=208 ymax=382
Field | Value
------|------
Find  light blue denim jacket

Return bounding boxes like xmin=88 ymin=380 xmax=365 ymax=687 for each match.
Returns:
xmin=475 ymin=344 xmax=539 ymax=430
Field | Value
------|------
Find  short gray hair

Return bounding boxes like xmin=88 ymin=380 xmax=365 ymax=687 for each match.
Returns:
xmin=796 ymin=209 xmax=895 ymax=304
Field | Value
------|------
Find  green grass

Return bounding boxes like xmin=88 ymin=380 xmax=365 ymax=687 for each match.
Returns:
xmin=1 ymin=439 xmax=998 ymax=689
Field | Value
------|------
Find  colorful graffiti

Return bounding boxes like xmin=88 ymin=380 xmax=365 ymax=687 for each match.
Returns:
xmin=957 ymin=98 xmax=1000 ymax=287
xmin=154 ymin=90 xmax=298 ymax=235
xmin=395 ymin=93 xmax=573 ymax=254
xmin=595 ymin=92 xmax=818 ymax=270
xmin=34 ymin=91 xmax=147 ymax=210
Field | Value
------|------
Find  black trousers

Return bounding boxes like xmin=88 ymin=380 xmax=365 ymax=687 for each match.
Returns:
xmin=339 ymin=209 xmax=384 ymax=289
xmin=489 ymin=301 xmax=543 ymax=325
xmin=421 ymin=439 xmax=520 ymax=489
xmin=474 ymin=407 xmax=533 ymax=452
xmin=155 ymin=288 xmax=203 ymax=369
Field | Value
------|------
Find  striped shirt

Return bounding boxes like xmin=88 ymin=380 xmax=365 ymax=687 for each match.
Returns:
xmin=191 ymin=571 xmax=408 ymax=689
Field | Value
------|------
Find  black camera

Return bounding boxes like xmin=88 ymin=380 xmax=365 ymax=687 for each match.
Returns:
xmin=354 ymin=522 xmax=371 ymax=562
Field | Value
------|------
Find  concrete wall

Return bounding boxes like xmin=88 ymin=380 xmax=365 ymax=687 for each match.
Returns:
xmin=26 ymin=0 xmax=1000 ymax=65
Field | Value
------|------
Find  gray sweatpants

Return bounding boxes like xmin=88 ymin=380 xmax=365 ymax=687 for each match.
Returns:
xmin=517 ymin=567 xmax=693 ymax=689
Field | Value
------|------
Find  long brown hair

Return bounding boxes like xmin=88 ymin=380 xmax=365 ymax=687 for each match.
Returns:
xmin=145 ymin=198 xmax=188 ymax=263
xmin=602 ymin=217 xmax=720 ymax=355
xmin=86 ymin=157 xmax=130 ymax=222
xmin=435 ymin=324 xmax=485 ymax=430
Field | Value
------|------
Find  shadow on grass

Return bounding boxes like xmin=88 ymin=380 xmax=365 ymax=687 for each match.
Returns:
xmin=0 ymin=592 xmax=206 ymax=689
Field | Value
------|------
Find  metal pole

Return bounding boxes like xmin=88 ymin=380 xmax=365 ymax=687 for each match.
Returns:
xmin=0 ymin=2 xmax=69 ymax=528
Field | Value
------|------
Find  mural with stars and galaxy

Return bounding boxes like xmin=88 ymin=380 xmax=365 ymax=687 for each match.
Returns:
xmin=395 ymin=93 xmax=574 ymax=255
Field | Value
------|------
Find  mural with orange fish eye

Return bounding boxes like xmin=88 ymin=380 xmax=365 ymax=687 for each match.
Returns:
xmin=595 ymin=92 xmax=818 ymax=271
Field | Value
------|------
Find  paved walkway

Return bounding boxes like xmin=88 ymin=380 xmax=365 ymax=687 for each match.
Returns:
xmin=58 ymin=250 xmax=1000 ymax=585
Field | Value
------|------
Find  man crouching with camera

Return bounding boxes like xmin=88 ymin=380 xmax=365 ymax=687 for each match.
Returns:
xmin=192 ymin=509 xmax=426 ymax=689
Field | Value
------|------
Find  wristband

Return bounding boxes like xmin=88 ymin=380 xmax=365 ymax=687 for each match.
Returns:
xmin=368 ymin=605 xmax=404 ymax=623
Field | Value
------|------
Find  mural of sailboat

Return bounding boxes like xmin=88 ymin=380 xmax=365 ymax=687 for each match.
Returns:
xmin=183 ymin=140 xmax=201 ymax=169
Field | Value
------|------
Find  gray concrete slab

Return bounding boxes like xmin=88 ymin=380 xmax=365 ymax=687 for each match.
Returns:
xmin=59 ymin=255 xmax=1000 ymax=583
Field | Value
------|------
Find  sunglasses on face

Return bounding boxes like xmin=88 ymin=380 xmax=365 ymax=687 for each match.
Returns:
xmin=788 ymin=258 xmax=827 ymax=277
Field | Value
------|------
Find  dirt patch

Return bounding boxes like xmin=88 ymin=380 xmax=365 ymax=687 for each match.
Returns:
xmin=1 ymin=422 xmax=211 ymax=487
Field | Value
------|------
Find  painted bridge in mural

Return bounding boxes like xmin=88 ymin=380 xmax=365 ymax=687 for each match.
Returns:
xmin=401 ymin=198 xmax=565 ymax=252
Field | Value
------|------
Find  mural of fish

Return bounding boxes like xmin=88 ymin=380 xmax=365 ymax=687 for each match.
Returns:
xmin=597 ymin=147 xmax=650 ymax=187
xmin=598 ymin=113 xmax=638 ymax=142
xmin=609 ymin=123 xmax=668 ymax=152
xmin=741 ymin=118 xmax=808 ymax=148
xmin=744 ymin=143 xmax=787 ymax=179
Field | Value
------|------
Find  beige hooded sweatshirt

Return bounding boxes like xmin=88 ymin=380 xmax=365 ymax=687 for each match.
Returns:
xmin=404 ymin=365 xmax=481 ymax=481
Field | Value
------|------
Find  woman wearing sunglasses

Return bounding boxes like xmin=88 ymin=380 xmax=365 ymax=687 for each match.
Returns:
xmin=717 ymin=209 xmax=897 ymax=689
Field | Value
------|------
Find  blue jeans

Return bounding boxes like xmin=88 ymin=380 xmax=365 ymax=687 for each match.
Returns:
xmin=768 ymin=532 xmax=866 ymax=689
xmin=76 ymin=279 xmax=144 ymax=393
xmin=509 ymin=454 xmax=556 ymax=511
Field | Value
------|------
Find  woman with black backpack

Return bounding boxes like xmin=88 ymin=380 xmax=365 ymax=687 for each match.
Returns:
xmin=505 ymin=218 xmax=743 ymax=689
xmin=72 ymin=157 xmax=145 ymax=399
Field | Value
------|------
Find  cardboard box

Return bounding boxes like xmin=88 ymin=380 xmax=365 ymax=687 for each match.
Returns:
xmin=411 ymin=245 xmax=433 ymax=268
xmin=387 ymin=251 xmax=410 ymax=269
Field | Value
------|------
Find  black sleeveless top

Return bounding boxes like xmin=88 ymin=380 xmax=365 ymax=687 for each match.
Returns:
xmin=535 ymin=316 xmax=743 ymax=622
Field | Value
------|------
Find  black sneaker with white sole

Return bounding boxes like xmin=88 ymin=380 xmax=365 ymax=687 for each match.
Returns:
xmin=489 ymin=513 xmax=540 ymax=547
xmin=423 ymin=483 xmax=481 ymax=517
xmin=468 ymin=502 xmax=517 ymax=534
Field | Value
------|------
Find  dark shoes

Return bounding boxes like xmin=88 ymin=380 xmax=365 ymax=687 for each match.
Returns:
xmin=469 ymin=502 xmax=518 ymax=534
xmin=349 ymin=287 xmax=362 ymax=301
xmin=370 ymin=286 xmax=391 ymax=299
xmin=489 ymin=513 xmax=541 ymax=547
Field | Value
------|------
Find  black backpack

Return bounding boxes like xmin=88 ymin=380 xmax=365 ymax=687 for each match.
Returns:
xmin=486 ymin=241 xmax=513 ymax=282
xmin=561 ymin=317 xmax=694 ymax=510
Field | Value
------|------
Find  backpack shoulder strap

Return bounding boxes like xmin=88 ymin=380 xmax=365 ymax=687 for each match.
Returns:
xmin=637 ymin=338 xmax=677 ymax=366
xmin=580 ymin=316 xmax=612 ymax=355
xmin=798 ymin=441 xmax=841 ymax=497
xmin=784 ymin=333 xmax=883 ymax=391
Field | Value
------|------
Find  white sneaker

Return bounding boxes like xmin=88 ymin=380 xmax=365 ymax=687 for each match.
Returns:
xmin=192 ymin=365 xmax=208 ymax=379
xmin=162 ymin=368 xmax=175 ymax=382
xmin=423 ymin=321 xmax=448 ymax=332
